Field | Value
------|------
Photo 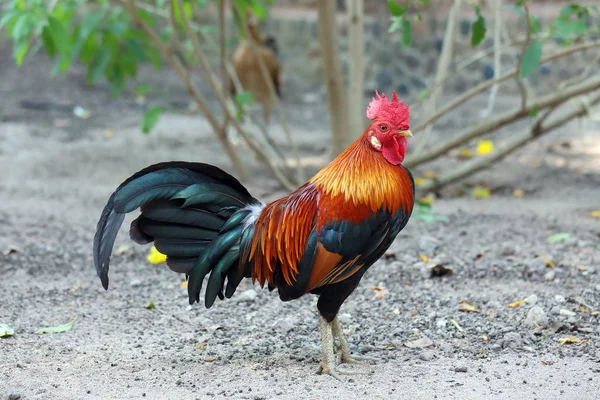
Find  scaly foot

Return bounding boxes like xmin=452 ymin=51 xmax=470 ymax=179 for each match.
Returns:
xmin=331 ymin=317 xmax=376 ymax=365
xmin=318 ymin=316 xmax=369 ymax=379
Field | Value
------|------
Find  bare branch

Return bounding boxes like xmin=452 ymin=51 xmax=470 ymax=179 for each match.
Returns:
xmin=346 ymin=0 xmax=365 ymax=137
xmin=406 ymin=76 xmax=600 ymax=167
xmin=413 ymin=0 xmax=462 ymax=156
xmin=484 ymin=0 xmax=502 ymax=116
xmin=218 ymin=0 xmax=230 ymax=132
xmin=559 ymin=50 xmax=600 ymax=90
xmin=411 ymin=40 xmax=600 ymax=134
xmin=418 ymin=91 xmax=600 ymax=192
xmin=317 ymin=0 xmax=351 ymax=158
xmin=515 ymin=2 xmax=532 ymax=111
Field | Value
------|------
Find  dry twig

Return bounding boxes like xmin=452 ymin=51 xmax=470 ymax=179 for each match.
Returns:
xmin=407 ymin=75 xmax=600 ymax=168
xmin=418 ymin=91 xmax=600 ymax=192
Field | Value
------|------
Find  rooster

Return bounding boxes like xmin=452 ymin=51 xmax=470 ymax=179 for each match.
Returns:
xmin=94 ymin=92 xmax=414 ymax=378
xmin=230 ymin=22 xmax=281 ymax=124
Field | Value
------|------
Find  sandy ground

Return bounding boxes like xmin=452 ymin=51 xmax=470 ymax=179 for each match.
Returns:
xmin=1 ymin=42 xmax=600 ymax=400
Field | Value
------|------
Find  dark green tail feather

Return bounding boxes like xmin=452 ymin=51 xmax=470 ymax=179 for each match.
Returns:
xmin=93 ymin=161 xmax=259 ymax=304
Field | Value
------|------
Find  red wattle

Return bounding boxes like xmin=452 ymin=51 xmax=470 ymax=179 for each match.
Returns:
xmin=382 ymin=136 xmax=407 ymax=165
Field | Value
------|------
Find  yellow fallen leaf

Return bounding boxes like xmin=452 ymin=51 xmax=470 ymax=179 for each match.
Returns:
xmin=507 ymin=299 xmax=526 ymax=308
xmin=458 ymin=301 xmax=480 ymax=313
xmin=203 ymin=358 xmax=217 ymax=363
xmin=513 ymin=189 xmax=525 ymax=198
xmin=414 ymin=177 xmax=429 ymax=186
xmin=375 ymin=291 xmax=386 ymax=299
xmin=579 ymin=305 xmax=598 ymax=316
xmin=423 ymin=170 xmax=438 ymax=179
xmin=419 ymin=195 xmax=434 ymax=205
xmin=558 ymin=336 xmax=587 ymax=345
xmin=591 ymin=210 xmax=600 ymax=218
xmin=147 ymin=246 xmax=167 ymax=264
xmin=476 ymin=140 xmax=494 ymax=155
xmin=180 ymin=281 xmax=188 ymax=288
xmin=419 ymin=254 xmax=430 ymax=262
xmin=368 ymin=286 xmax=387 ymax=291
xmin=545 ymin=258 xmax=555 ymax=268
xmin=458 ymin=148 xmax=473 ymax=158
xmin=472 ymin=186 xmax=491 ymax=199
xmin=392 ymin=308 xmax=400 ymax=315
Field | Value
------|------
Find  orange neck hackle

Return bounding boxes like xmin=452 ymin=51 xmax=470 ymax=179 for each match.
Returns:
xmin=309 ymin=128 xmax=413 ymax=217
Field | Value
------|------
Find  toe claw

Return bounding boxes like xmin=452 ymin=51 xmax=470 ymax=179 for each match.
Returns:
xmin=341 ymin=353 xmax=377 ymax=364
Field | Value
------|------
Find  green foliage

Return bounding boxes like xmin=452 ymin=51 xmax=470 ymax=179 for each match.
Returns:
xmin=1 ymin=0 xmax=161 ymax=97
xmin=387 ymin=0 xmax=430 ymax=47
xmin=520 ymin=41 xmax=542 ymax=78
xmin=551 ymin=4 xmax=599 ymax=44
xmin=471 ymin=5 xmax=486 ymax=47
xmin=142 ymin=107 xmax=163 ymax=134
xmin=413 ymin=201 xmax=447 ymax=224
xmin=36 ymin=316 xmax=78 ymax=334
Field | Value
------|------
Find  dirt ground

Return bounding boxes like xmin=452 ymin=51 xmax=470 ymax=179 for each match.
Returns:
xmin=1 ymin=40 xmax=600 ymax=400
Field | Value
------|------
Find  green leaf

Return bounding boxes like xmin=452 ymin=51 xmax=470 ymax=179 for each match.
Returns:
xmin=11 ymin=13 xmax=33 ymax=40
xmin=471 ymin=6 xmax=486 ymax=47
xmin=89 ymin=48 xmax=111 ymax=83
xmin=529 ymin=16 xmax=541 ymax=35
xmin=79 ymin=12 xmax=103 ymax=39
xmin=387 ymin=0 xmax=406 ymax=17
xmin=417 ymin=89 xmax=429 ymax=103
xmin=142 ymin=106 xmax=163 ymax=134
xmin=546 ymin=232 xmax=572 ymax=244
xmin=13 ymin=40 xmax=29 ymax=65
xmin=402 ymin=19 xmax=411 ymax=46
xmin=250 ymin=0 xmax=269 ymax=20
xmin=146 ymin=302 xmax=156 ymax=310
xmin=40 ymin=26 xmax=56 ymax=57
xmin=529 ymin=104 xmax=538 ymax=117
xmin=413 ymin=202 xmax=447 ymax=224
xmin=135 ymin=84 xmax=153 ymax=95
xmin=0 ymin=323 xmax=15 ymax=338
xmin=520 ymin=41 xmax=542 ymax=78
xmin=36 ymin=316 xmax=78 ymax=334
xmin=47 ymin=16 xmax=70 ymax=55
xmin=0 ymin=10 xmax=18 ymax=30
xmin=235 ymin=91 xmax=253 ymax=107
xmin=388 ymin=16 xmax=403 ymax=33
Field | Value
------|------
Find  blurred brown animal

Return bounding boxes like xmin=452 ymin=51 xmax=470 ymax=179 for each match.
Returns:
xmin=230 ymin=23 xmax=281 ymax=124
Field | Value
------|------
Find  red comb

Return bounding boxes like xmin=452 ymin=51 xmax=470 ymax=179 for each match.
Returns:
xmin=366 ymin=91 xmax=410 ymax=129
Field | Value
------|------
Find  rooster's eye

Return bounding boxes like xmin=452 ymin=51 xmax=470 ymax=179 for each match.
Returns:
xmin=380 ymin=125 xmax=388 ymax=131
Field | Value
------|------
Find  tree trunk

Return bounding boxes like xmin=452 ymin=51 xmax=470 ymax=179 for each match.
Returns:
xmin=317 ymin=0 xmax=351 ymax=158
xmin=346 ymin=0 xmax=365 ymax=137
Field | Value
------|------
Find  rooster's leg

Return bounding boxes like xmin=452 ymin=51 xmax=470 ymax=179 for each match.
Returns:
xmin=317 ymin=316 xmax=364 ymax=379
xmin=331 ymin=317 xmax=376 ymax=364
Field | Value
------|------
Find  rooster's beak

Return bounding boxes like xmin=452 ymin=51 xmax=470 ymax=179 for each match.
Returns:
xmin=398 ymin=130 xmax=412 ymax=137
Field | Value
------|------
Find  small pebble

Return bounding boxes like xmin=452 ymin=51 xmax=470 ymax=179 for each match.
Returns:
xmin=525 ymin=294 xmax=538 ymax=306
xmin=235 ymin=289 xmax=257 ymax=302
xmin=525 ymin=306 xmax=548 ymax=328
xmin=554 ymin=295 xmax=566 ymax=304
xmin=454 ymin=366 xmax=468 ymax=373
xmin=559 ymin=309 xmax=576 ymax=317
xmin=419 ymin=351 xmax=434 ymax=361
